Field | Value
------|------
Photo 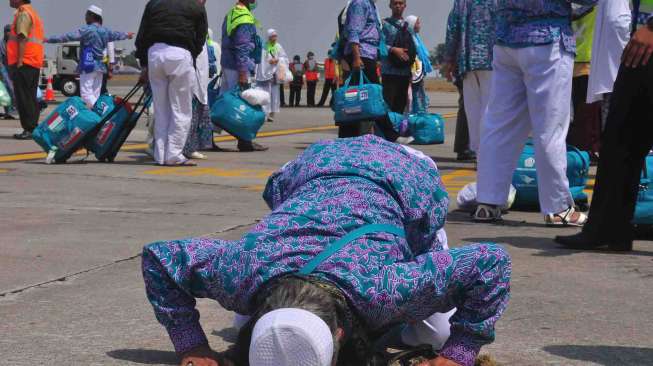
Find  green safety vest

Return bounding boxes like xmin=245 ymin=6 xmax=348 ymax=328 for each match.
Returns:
xmin=573 ymin=8 xmax=597 ymax=63
xmin=226 ymin=5 xmax=260 ymax=36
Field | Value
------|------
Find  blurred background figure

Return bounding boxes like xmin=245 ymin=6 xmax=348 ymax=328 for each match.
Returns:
xmin=256 ymin=28 xmax=287 ymax=122
xmin=289 ymin=54 xmax=304 ymax=107
xmin=317 ymin=48 xmax=337 ymax=107
xmin=406 ymin=15 xmax=433 ymax=114
xmin=304 ymin=51 xmax=319 ymax=107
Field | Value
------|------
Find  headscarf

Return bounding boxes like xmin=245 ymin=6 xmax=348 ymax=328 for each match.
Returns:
xmin=265 ymin=28 xmax=279 ymax=55
xmin=405 ymin=15 xmax=433 ymax=75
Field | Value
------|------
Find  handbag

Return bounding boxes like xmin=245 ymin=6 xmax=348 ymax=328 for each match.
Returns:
xmin=633 ymin=153 xmax=653 ymax=225
xmin=333 ymin=69 xmax=388 ymax=124
xmin=210 ymin=86 xmax=265 ymax=142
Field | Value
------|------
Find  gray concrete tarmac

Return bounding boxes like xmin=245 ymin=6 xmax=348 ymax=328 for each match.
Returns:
xmin=1 ymin=88 xmax=652 ymax=366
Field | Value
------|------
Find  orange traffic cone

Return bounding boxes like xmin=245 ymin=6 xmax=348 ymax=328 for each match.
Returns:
xmin=45 ymin=76 xmax=55 ymax=102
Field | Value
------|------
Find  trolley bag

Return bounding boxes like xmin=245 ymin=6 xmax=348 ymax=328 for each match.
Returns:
xmin=333 ymin=69 xmax=388 ymax=124
xmin=408 ymin=113 xmax=445 ymax=145
xmin=32 ymin=96 xmax=103 ymax=164
xmin=0 ymin=80 xmax=11 ymax=107
xmin=210 ymin=87 xmax=265 ymax=142
xmin=512 ymin=141 xmax=590 ymax=208
xmin=633 ymin=154 xmax=653 ymax=225
xmin=86 ymin=94 xmax=135 ymax=160
xmin=98 ymin=87 xmax=152 ymax=163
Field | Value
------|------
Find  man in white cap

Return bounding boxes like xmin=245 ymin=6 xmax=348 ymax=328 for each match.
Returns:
xmin=143 ymin=136 xmax=511 ymax=366
xmin=255 ymin=28 xmax=287 ymax=122
xmin=46 ymin=5 xmax=133 ymax=108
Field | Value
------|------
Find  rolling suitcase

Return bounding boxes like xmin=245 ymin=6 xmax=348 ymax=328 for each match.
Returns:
xmin=32 ymin=96 xmax=103 ymax=164
xmin=86 ymin=84 xmax=149 ymax=162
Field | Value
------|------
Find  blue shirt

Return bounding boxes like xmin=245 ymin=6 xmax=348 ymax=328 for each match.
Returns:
xmin=381 ymin=17 xmax=412 ymax=76
xmin=344 ymin=0 xmax=381 ymax=60
xmin=46 ymin=23 xmax=129 ymax=74
xmin=220 ymin=16 xmax=257 ymax=73
xmin=444 ymin=0 xmax=496 ymax=78
xmin=495 ymin=0 xmax=598 ymax=54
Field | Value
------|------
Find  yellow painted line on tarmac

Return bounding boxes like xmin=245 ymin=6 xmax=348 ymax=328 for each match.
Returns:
xmin=0 ymin=112 xmax=458 ymax=165
xmin=145 ymin=166 xmax=275 ymax=179
xmin=0 ymin=168 xmax=8 ymax=173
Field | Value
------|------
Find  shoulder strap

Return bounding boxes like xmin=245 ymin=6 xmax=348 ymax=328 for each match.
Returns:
xmin=299 ymin=224 xmax=405 ymax=276
xmin=633 ymin=0 xmax=642 ymax=34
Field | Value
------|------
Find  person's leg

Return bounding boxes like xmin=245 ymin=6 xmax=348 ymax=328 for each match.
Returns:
xmin=382 ymin=74 xmax=397 ymax=112
xmin=270 ymin=81 xmax=280 ymax=116
xmin=317 ymin=79 xmax=331 ymax=106
xmin=257 ymin=80 xmax=272 ymax=116
xmin=219 ymin=68 xmax=239 ymax=96
xmin=581 ymin=62 xmax=653 ymax=245
xmin=521 ymin=43 xmax=575 ymax=215
xmin=279 ymin=83 xmax=286 ymax=107
xmin=79 ymin=72 xmax=96 ymax=108
xmin=148 ymin=49 xmax=171 ymax=166
xmin=453 ymin=82 xmax=472 ymax=156
xmin=289 ymin=86 xmax=295 ymax=107
xmin=296 ymin=85 xmax=303 ymax=106
xmin=101 ymin=71 xmax=109 ymax=95
xmin=477 ymin=46 xmax=532 ymax=208
xmin=307 ymin=80 xmax=316 ymax=106
xmin=329 ymin=81 xmax=337 ymax=107
xmin=463 ymin=71 xmax=484 ymax=153
xmin=89 ymin=71 xmax=104 ymax=108
xmin=394 ymin=76 xmax=411 ymax=114
xmin=163 ymin=48 xmax=194 ymax=165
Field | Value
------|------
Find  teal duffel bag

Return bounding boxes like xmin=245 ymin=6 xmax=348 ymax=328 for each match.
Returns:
xmin=633 ymin=154 xmax=653 ymax=225
xmin=333 ymin=70 xmax=388 ymax=124
xmin=210 ymin=87 xmax=265 ymax=142
xmin=512 ymin=141 xmax=590 ymax=208
xmin=32 ymin=96 xmax=103 ymax=163
xmin=409 ymin=113 xmax=445 ymax=145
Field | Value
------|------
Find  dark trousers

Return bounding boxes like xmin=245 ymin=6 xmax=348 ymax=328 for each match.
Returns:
xmin=583 ymin=61 xmax=653 ymax=243
xmin=10 ymin=65 xmax=40 ymax=132
xmin=317 ymin=78 xmax=336 ymax=106
xmin=101 ymin=72 xmax=109 ymax=95
xmin=567 ymin=75 xmax=602 ymax=154
xmin=382 ymin=74 xmax=411 ymax=113
xmin=289 ymin=84 xmax=302 ymax=107
xmin=279 ymin=84 xmax=286 ymax=106
xmin=338 ymin=56 xmax=377 ymax=138
xmin=453 ymin=82 xmax=471 ymax=154
xmin=306 ymin=80 xmax=317 ymax=106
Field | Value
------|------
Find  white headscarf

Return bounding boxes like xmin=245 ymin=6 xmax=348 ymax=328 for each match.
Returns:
xmin=267 ymin=28 xmax=278 ymax=38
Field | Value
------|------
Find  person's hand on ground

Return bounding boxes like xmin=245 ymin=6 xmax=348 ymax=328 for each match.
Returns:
xmin=179 ymin=345 xmax=220 ymax=366
xmin=623 ymin=26 xmax=653 ymax=68
xmin=419 ymin=356 xmax=463 ymax=366
xmin=391 ymin=47 xmax=410 ymax=62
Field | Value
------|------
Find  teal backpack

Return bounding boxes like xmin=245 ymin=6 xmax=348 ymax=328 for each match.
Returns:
xmin=512 ymin=141 xmax=590 ymax=208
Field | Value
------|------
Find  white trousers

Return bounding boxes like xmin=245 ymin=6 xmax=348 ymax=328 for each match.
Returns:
xmin=463 ymin=70 xmax=492 ymax=153
xmin=79 ymin=70 xmax=103 ymax=108
xmin=148 ymin=43 xmax=194 ymax=165
xmin=256 ymin=79 xmax=280 ymax=115
xmin=477 ymin=43 xmax=575 ymax=215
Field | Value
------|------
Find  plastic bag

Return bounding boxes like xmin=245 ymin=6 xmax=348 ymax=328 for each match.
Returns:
xmin=241 ymin=88 xmax=270 ymax=107
xmin=457 ymin=182 xmax=517 ymax=212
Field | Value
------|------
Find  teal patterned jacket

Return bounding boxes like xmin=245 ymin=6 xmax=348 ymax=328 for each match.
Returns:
xmin=142 ymin=135 xmax=511 ymax=366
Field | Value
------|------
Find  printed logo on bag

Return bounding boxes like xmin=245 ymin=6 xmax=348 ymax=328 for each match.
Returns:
xmin=97 ymin=122 xmax=115 ymax=145
xmin=46 ymin=112 xmax=65 ymax=132
xmin=520 ymin=175 xmax=536 ymax=185
xmin=524 ymin=157 xmax=536 ymax=168
xmin=345 ymin=89 xmax=359 ymax=101
xmin=99 ymin=102 xmax=110 ymax=115
xmin=359 ymin=89 xmax=369 ymax=101
xmin=344 ymin=106 xmax=363 ymax=115
xmin=60 ymin=127 xmax=83 ymax=150
xmin=66 ymin=105 xmax=79 ymax=120
xmin=239 ymin=104 xmax=247 ymax=112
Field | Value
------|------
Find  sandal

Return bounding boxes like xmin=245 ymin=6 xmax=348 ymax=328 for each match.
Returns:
xmin=473 ymin=204 xmax=503 ymax=222
xmin=545 ymin=206 xmax=588 ymax=227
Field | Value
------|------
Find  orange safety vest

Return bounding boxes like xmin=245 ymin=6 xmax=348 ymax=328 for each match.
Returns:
xmin=304 ymin=61 xmax=319 ymax=82
xmin=324 ymin=58 xmax=336 ymax=80
xmin=7 ymin=4 xmax=45 ymax=68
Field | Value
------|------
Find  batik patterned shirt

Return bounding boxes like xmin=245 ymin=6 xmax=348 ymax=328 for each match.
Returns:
xmin=220 ymin=18 xmax=256 ymax=73
xmin=444 ymin=0 xmax=496 ymax=78
xmin=344 ymin=0 xmax=381 ymax=60
xmin=142 ymin=135 xmax=511 ymax=366
xmin=496 ymin=0 xmax=599 ymax=54
xmin=381 ymin=17 xmax=412 ymax=76
xmin=46 ymin=23 xmax=129 ymax=74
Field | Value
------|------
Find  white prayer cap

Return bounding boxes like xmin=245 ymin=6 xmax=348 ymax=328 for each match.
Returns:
xmin=87 ymin=5 xmax=103 ymax=17
xmin=267 ymin=28 xmax=278 ymax=38
xmin=249 ymin=308 xmax=334 ymax=366
xmin=406 ymin=15 xmax=419 ymax=31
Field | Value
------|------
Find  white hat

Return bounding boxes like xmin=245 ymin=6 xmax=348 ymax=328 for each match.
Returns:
xmin=249 ymin=308 xmax=334 ymax=366
xmin=87 ymin=5 xmax=103 ymax=17
xmin=267 ymin=28 xmax=278 ymax=38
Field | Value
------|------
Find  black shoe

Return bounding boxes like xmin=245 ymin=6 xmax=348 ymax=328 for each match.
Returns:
xmin=238 ymin=141 xmax=269 ymax=152
xmin=456 ymin=150 xmax=476 ymax=161
xmin=3 ymin=113 xmax=16 ymax=120
xmin=13 ymin=130 xmax=32 ymax=140
xmin=554 ymin=231 xmax=633 ymax=252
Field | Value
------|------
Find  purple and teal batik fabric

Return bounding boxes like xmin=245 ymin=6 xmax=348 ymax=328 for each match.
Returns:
xmin=344 ymin=0 xmax=381 ymax=60
xmin=496 ymin=0 xmax=598 ymax=54
xmin=220 ymin=16 xmax=257 ymax=73
xmin=142 ymin=135 xmax=511 ymax=366
xmin=444 ymin=0 xmax=496 ymax=78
